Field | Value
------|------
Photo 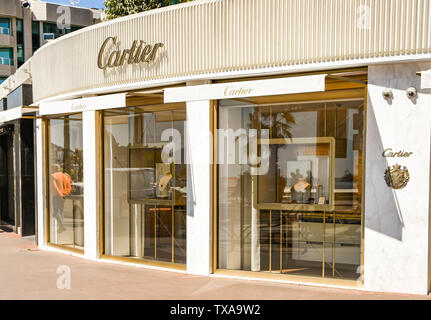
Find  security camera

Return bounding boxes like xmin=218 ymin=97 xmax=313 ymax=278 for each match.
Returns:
xmin=406 ymin=87 xmax=418 ymax=100
xmin=382 ymin=89 xmax=393 ymax=100
xmin=22 ymin=1 xmax=31 ymax=8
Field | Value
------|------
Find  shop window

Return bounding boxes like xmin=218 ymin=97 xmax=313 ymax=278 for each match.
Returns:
xmin=0 ymin=48 xmax=13 ymax=66
xmin=0 ymin=18 xmax=10 ymax=35
xmin=16 ymin=19 xmax=24 ymax=67
xmin=103 ymin=102 xmax=187 ymax=266
xmin=43 ymin=22 xmax=81 ymax=40
xmin=32 ymin=21 xmax=40 ymax=54
xmin=47 ymin=114 xmax=84 ymax=251
xmin=217 ymin=94 xmax=364 ymax=283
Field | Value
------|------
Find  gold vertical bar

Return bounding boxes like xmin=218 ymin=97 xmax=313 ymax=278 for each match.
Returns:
xmin=172 ymin=206 xmax=175 ymax=264
xmin=72 ymin=199 xmax=75 ymax=247
xmin=98 ymin=111 xmax=105 ymax=256
xmin=335 ymin=103 xmax=337 ymax=138
xmin=171 ymin=111 xmax=175 ymax=265
xmin=212 ymin=100 xmax=218 ymax=273
xmin=154 ymin=209 xmax=157 ymax=260
xmin=45 ymin=118 xmax=50 ymax=245
xmin=280 ymin=211 xmax=282 ymax=273
xmin=269 ymin=106 xmax=273 ymax=139
xmin=285 ymin=214 xmax=288 ymax=270
xmin=140 ymin=205 xmax=143 ymax=258
xmin=322 ymin=211 xmax=325 ymax=278
xmin=333 ymin=212 xmax=336 ymax=278
xmin=324 ymin=103 xmax=327 ymax=136
xmin=269 ymin=210 xmax=272 ymax=273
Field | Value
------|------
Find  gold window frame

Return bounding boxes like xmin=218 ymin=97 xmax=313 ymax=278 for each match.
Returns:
xmin=253 ymin=137 xmax=336 ymax=212
xmin=44 ymin=113 xmax=85 ymax=254
xmin=100 ymin=98 xmax=188 ymax=269
xmin=213 ymin=69 xmax=368 ymax=288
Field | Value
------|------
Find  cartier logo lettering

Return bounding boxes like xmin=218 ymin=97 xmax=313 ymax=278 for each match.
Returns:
xmin=98 ymin=37 xmax=164 ymax=70
xmin=71 ymin=102 xmax=88 ymax=111
xmin=382 ymin=148 xmax=413 ymax=158
xmin=224 ymin=86 xmax=253 ymax=97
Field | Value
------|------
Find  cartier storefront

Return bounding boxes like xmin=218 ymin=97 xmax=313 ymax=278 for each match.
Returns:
xmin=23 ymin=0 xmax=431 ymax=295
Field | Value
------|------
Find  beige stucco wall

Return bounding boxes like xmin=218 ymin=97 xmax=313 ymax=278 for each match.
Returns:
xmin=0 ymin=0 xmax=22 ymax=19
xmin=0 ymin=33 xmax=15 ymax=47
xmin=31 ymin=2 xmax=95 ymax=26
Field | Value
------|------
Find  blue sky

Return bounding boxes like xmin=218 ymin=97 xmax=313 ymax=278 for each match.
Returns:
xmin=46 ymin=0 xmax=105 ymax=10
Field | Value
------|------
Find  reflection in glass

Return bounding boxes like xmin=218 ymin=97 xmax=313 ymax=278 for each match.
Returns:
xmin=48 ymin=115 xmax=84 ymax=250
xmin=218 ymin=99 xmax=363 ymax=282
xmin=103 ymin=106 xmax=187 ymax=265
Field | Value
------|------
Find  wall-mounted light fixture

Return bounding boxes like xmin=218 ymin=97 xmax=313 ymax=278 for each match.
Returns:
xmin=382 ymin=88 xmax=393 ymax=101
xmin=406 ymin=87 xmax=418 ymax=100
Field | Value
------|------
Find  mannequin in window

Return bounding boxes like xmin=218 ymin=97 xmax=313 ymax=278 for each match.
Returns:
xmin=51 ymin=163 xmax=73 ymax=233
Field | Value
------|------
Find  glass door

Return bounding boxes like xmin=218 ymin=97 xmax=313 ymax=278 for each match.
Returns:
xmin=47 ymin=114 xmax=84 ymax=251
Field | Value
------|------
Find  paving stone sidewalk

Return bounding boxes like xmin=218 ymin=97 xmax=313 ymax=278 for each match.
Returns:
xmin=0 ymin=230 xmax=429 ymax=300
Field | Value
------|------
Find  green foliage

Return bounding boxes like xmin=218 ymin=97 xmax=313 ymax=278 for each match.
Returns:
xmin=103 ymin=0 xmax=193 ymax=20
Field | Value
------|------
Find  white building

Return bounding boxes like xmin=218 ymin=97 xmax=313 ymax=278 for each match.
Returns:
xmin=2 ymin=0 xmax=431 ymax=295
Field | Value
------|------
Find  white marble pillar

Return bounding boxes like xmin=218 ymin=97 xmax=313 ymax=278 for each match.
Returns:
xmin=186 ymin=100 xmax=213 ymax=276
xmin=82 ymin=111 xmax=101 ymax=259
xmin=365 ymin=62 xmax=431 ymax=295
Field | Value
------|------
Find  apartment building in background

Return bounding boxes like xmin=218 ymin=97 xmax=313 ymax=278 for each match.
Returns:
xmin=0 ymin=0 xmax=100 ymax=238
xmin=0 ymin=0 xmax=101 ymax=85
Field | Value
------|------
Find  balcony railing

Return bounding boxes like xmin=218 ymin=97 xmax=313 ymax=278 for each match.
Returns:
xmin=0 ymin=27 xmax=10 ymax=35
xmin=0 ymin=57 xmax=13 ymax=65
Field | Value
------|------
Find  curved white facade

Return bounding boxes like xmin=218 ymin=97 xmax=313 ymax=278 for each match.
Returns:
xmin=22 ymin=0 xmax=431 ymax=296
xmin=31 ymin=0 xmax=431 ymax=102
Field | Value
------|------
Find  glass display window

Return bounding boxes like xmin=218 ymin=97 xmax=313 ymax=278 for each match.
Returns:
xmin=217 ymin=92 xmax=365 ymax=283
xmin=103 ymin=101 xmax=187 ymax=267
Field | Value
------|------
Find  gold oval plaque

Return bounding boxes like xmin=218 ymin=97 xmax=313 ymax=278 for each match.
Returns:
xmin=384 ymin=164 xmax=410 ymax=190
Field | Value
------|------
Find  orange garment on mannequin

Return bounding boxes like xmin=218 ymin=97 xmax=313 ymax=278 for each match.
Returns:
xmin=51 ymin=172 xmax=73 ymax=197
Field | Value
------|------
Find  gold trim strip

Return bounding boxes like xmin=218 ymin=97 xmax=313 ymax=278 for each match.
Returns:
xmin=101 ymin=255 xmax=186 ymax=271
xmin=213 ymin=269 xmax=362 ymax=288
xmin=46 ymin=243 xmax=84 ymax=255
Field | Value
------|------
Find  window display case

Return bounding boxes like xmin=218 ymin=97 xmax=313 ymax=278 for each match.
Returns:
xmin=128 ymin=146 xmax=186 ymax=206
xmin=254 ymin=137 xmax=335 ymax=212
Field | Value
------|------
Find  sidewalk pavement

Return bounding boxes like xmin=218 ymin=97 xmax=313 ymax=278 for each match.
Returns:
xmin=0 ymin=230 xmax=429 ymax=300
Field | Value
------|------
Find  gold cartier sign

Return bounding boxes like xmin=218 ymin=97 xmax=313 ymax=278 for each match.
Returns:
xmin=382 ymin=148 xmax=413 ymax=158
xmin=223 ymin=86 xmax=253 ymax=97
xmin=97 ymin=37 xmax=164 ymax=70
